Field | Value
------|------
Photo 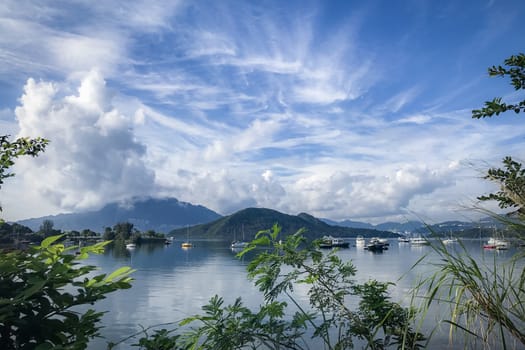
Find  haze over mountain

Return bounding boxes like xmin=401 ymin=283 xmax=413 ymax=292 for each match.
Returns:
xmin=17 ymin=197 xmax=221 ymax=233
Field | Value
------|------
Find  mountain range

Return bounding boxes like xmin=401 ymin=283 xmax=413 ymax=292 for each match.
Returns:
xmin=17 ymin=197 xmax=221 ymax=233
xmin=17 ymin=197 xmax=504 ymax=238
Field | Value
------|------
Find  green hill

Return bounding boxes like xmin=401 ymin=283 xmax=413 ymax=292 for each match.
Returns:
xmin=169 ymin=207 xmax=397 ymax=241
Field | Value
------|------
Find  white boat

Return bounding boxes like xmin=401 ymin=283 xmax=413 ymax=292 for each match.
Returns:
xmin=410 ymin=236 xmax=429 ymax=245
xmin=356 ymin=235 xmax=365 ymax=246
xmin=125 ymin=243 xmax=136 ymax=249
xmin=442 ymin=237 xmax=458 ymax=244
xmin=231 ymin=241 xmax=249 ymax=249
xmin=484 ymin=237 xmax=509 ymax=250
xmin=398 ymin=236 xmax=410 ymax=243
xmin=231 ymin=225 xmax=249 ymax=249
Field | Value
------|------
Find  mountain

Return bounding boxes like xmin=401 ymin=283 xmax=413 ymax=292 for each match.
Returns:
xmin=322 ymin=218 xmax=374 ymax=229
xmin=169 ymin=207 xmax=398 ymax=241
xmin=323 ymin=218 xmax=423 ymax=233
xmin=17 ymin=197 xmax=222 ymax=233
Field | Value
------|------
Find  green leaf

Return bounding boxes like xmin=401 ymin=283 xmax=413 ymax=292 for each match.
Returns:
xmin=41 ymin=234 xmax=65 ymax=248
xmin=105 ymin=266 xmax=134 ymax=282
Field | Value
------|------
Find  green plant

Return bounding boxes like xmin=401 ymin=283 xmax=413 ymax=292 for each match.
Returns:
xmin=0 ymin=235 xmax=134 ymax=349
xmin=243 ymin=224 xmax=426 ymax=350
xmin=135 ymin=225 xmax=426 ymax=350
xmin=412 ymin=52 xmax=525 ymax=349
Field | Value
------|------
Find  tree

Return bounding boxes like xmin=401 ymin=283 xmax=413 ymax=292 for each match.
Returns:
xmin=473 ymin=52 xmax=525 ymax=218
xmin=472 ymin=53 xmax=525 ymax=119
xmin=0 ymin=134 xmax=134 ymax=349
xmin=0 ymin=235 xmax=134 ymax=349
xmin=113 ymin=222 xmax=134 ymax=241
xmin=0 ymin=135 xmax=47 ymax=214
xmin=415 ymin=53 xmax=525 ymax=350
xmin=39 ymin=219 xmax=56 ymax=237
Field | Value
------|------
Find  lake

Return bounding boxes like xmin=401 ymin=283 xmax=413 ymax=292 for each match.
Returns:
xmin=84 ymin=238 xmax=523 ymax=349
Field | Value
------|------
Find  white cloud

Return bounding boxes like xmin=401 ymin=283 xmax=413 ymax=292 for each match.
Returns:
xmin=3 ymin=71 xmax=155 ymax=217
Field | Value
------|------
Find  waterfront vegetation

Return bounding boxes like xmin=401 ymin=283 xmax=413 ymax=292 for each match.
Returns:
xmin=1 ymin=53 xmax=524 ymax=349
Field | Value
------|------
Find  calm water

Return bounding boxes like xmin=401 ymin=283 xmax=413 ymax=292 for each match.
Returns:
xmin=83 ymin=238 xmax=523 ymax=349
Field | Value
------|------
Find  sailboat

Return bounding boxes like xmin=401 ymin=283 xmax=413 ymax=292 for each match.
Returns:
xmin=231 ymin=224 xmax=249 ymax=249
xmin=442 ymin=231 xmax=458 ymax=244
xmin=484 ymin=228 xmax=509 ymax=250
xmin=181 ymin=226 xmax=193 ymax=248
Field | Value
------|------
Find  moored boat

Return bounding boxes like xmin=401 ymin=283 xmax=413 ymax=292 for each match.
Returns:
xmin=484 ymin=237 xmax=509 ymax=250
xmin=442 ymin=237 xmax=458 ymax=244
xmin=398 ymin=236 xmax=410 ymax=243
xmin=364 ymin=237 xmax=388 ymax=252
xmin=410 ymin=236 xmax=429 ymax=245
xmin=231 ymin=225 xmax=249 ymax=249
xmin=356 ymin=235 xmax=365 ymax=246
xmin=318 ymin=235 xmax=349 ymax=249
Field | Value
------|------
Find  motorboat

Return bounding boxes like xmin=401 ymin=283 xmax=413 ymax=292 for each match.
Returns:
xmin=355 ymin=235 xmax=365 ymax=246
xmin=318 ymin=235 xmax=349 ymax=249
xmin=364 ymin=237 xmax=388 ymax=252
xmin=442 ymin=237 xmax=458 ymax=244
xmin=410 ymin=236 xmax=429 ymax=245
xmin=398 ymin=236 xmax=410 ymax=243
xmin=331 ymin=237 xmax=350 ymax=248
xmin=125 ymin=243 xmax=136 ymax=249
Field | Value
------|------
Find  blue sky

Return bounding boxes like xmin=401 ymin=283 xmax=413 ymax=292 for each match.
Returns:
xmin=1 ymin=0 xmax=524 ymax=224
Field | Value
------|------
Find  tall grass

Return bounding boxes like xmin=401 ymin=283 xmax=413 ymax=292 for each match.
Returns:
xmin=412 ymin=219 xmax=525 ymax=349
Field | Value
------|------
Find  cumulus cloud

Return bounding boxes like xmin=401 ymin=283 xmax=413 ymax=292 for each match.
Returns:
xmin=283 ymin=166 xmax=451 ymax=222
xmin=10 ymin=70 xmax=155 ymax=213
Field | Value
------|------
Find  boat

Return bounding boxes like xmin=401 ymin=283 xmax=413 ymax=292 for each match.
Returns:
xmin=181 ymin=226 xmax=193 ymax=248
xmin=442 ymin=237 xmax=458 ymax=244
xmin=355 ymin=235 xmax=365 ymax=246
xmin=410 ymin=236 xmax=429 ymax=245
xmin=364 ymin=237 xmax=388 ymax=252
xmin=319 ymin=235 xmax=349 ymax=249
xmin=231 ymin=225 xmax=249 ymax=249
xmin=331 ymin=237 xmax=350 ymax=248
xmin=398 ymin=236 xmax=410 ymax=243
xmin=484 ymin=237 xmax=509 ymax=250
xmin=231 ymin=241 xmax=249 ymax=249
xmin=125 ymin=243 xmax=136 ymax=249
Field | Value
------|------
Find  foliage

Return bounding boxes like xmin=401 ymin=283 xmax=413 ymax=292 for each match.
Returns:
xmin=0 ymin=235 xmax=134 ymax=349
xmin=38 ymin=219 xmax=59 ymax=238
xmin=413 ymin=52 xmax=525 ymax=350
xmin=477 ymin=156 xmax=525 ymax=217
xmin=133 ymin=225 xmax=426 ymax=350
xmin=0 ymin=135 xmax=48 ymax=214
xmin=178 ymin=295 xmax=305 ymax=350
xmin=420 ymin=240 xmax=525 ymax=349
xmin=472 ymin=53 xmax=525 ymax=119
xmin=0 ymin=135 xmax=48 ymax=188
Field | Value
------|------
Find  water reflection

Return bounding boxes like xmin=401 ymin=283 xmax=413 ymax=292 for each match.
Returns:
xmin=85 ymin=239 xmax=523 ymax=349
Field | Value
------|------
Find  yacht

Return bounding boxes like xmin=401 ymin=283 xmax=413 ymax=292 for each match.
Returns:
xmin=410 ymin=236 xmax=429 ymax=245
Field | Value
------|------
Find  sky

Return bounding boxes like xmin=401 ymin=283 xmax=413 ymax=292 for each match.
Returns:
xmin=1 ymin=0 xmax=524 ymax=225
